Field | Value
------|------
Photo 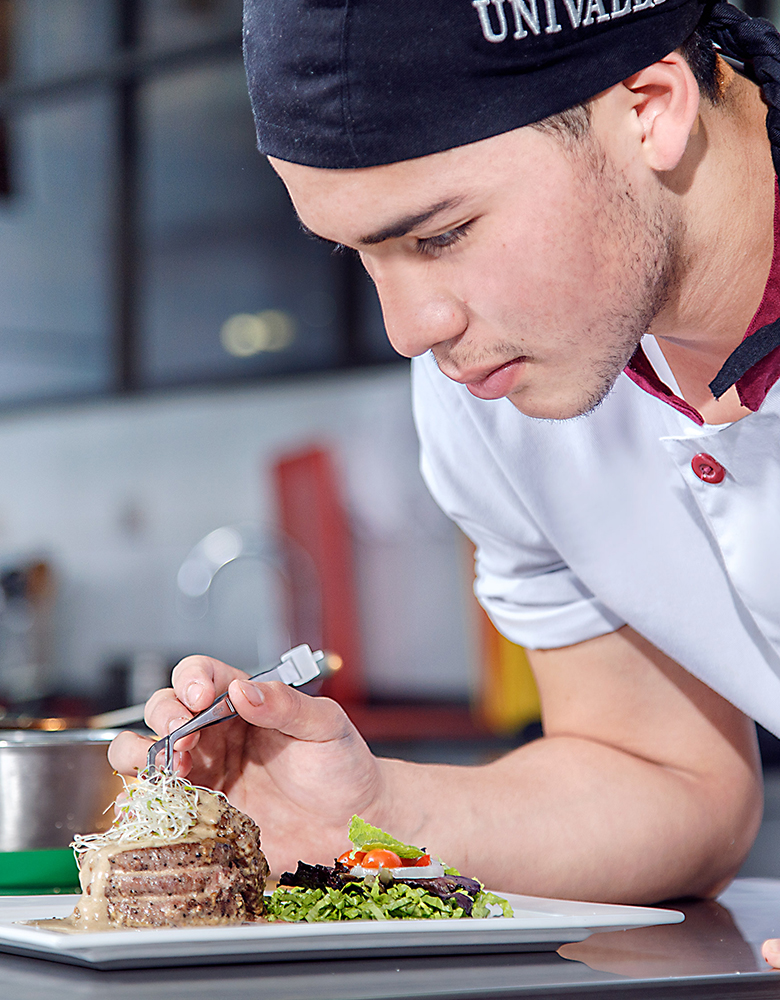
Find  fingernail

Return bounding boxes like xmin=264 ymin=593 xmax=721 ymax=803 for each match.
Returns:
xmin=238 ymin=680 xmax=264 ymax=706
xmin=168 ymin=717 xmax=188 ymax=735
xmin=184 ymin=682 xmax=203 ymax=710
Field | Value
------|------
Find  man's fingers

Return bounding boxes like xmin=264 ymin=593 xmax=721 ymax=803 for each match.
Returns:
xmin=143 ymin=655 xmax=248 ymax=742
xmin=762 ymin=938 xmax=780 ymax=967
xmin=171 ymin=655 xmax=249 ymax=712
xmin=109 ymin=730 xmax=194 ymax=777
xmin=112 ymin=668 xmax=352 ymax=781
xmin=144 ymin=687 xmax=179 ymax=728
xmin=108 ymin=730 xmax=152 ymax=775
xmin=142 ymin=687 xmax=197 ymax=749
xmin=228 ymin=679 xmax=352 ymax=743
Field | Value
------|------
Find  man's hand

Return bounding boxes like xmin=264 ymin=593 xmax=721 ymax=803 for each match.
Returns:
xmin=107 ymin=655 xmax=384 ymax=875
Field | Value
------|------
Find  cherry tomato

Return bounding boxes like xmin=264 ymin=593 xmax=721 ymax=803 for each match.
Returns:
xmin=337 ymin=850 xmax=366 ymax=865
xmin=360 ymin=848 xmax=403 ymax=868
xmin=414 ymin=854 xmax=432 ymax=867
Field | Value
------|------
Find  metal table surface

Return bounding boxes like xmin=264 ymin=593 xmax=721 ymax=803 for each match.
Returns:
xmin=1 ymin=879 xmax=780 ymax=1000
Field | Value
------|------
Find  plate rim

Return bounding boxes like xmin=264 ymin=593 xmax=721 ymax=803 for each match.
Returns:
xmin=0 ymin=890 xmax=685 ymax=968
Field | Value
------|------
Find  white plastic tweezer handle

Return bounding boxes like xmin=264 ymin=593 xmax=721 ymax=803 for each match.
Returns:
xmin=146 ymin=644 xmax=325 ymax=774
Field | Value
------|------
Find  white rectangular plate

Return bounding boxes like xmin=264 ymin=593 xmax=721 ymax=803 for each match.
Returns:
xmin=0 ymin=893 xmax=683 ymax=970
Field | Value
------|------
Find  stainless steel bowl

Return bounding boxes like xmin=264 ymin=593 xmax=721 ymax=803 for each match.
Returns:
xmin=0 ymin=729 xmax=124 ymax=851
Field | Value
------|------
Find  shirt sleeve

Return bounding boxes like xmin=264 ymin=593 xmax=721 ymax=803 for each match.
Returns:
xmin=412 ymin=356 xmax=625 ymax=650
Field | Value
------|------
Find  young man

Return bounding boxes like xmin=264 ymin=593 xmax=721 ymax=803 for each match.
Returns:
xmin=111 ymin=0 xmax=780 ymax=948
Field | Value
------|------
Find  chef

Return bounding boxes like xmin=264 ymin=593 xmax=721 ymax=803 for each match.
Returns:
xmin=111 ymin=0 xmax=780 ymax=960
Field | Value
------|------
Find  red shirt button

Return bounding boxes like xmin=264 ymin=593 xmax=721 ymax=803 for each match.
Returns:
xmin=691 ymin=453 xmax=726 ymax=484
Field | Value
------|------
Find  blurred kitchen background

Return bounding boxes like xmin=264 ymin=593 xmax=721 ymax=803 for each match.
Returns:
xmin=0 ymin=0 xmax=775 ymax=876
xmin=0 ymin=0 xmax=533 ymax=741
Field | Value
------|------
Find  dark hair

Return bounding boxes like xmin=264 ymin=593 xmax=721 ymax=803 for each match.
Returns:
xmin=533 ymin=28 xmax=721 ymax=140
xmin=678 ymin=27 xmax=723 ymax=103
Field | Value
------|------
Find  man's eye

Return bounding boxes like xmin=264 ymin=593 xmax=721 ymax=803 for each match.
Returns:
xmin=415 ymin=221 xmax=473 ymax=256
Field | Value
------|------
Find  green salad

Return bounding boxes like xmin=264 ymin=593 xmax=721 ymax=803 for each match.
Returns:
xmin=265 ymin=817 xmax=513 ymax=922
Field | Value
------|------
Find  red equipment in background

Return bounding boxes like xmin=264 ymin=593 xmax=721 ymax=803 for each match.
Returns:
xmin=272 ymin=444 xmax=485 ymax=740
xmin=273 ymin=446 xmax=365 ymax=706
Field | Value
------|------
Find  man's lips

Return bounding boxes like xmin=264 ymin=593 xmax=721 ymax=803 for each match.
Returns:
xmin=446 ymin=357 xmax=528 ymax=400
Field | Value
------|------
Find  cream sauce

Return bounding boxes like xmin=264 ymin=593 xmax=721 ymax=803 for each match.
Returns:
xmin=26 ymin=915 xmax=108 ymax=934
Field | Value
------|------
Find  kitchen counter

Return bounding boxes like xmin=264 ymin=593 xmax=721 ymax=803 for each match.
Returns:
xmin=0 ymin=878 xmax=779 ymax=1000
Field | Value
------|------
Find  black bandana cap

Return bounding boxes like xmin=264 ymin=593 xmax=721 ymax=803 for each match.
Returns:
xmin=243 ymin=0 xmax=707 ymax=169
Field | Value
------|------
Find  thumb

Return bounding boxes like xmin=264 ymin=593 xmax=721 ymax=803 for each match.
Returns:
xmin=228 ymin=678 xmax=354 ymax=743
xmin=762 ymin=938 xmax=780 ymax=967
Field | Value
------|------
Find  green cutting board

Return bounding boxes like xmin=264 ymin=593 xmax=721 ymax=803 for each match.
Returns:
xmin=0 ymin=849 xmax=79 ymax=893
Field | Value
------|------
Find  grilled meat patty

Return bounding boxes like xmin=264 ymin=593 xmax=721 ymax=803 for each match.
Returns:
xmin=102 ymin=839 xmax=260 ymax=927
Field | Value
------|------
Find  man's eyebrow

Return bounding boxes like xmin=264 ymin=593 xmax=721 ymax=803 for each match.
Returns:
xmin=357 ymin=197 xmax=465 ymax=246
xmin=296 ymin=196 xmax=465 ymax=249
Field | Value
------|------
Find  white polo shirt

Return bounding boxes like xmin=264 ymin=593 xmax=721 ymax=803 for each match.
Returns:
xmin=412 ymin=334 xmax=780 ymax=737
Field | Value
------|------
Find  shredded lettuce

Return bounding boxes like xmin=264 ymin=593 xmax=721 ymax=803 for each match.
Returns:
xmin=472 ymin=890 xmax=515 ymax=919
xmin=347 ymin=815 xmax=425 ymax=859
xmin=266 ymin=881 xmax=469 ymax=922
xmin=266 ymin=882 xmax=512 ymax=922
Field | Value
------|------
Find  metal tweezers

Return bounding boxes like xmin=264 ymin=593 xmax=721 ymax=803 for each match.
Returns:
xmin=146 ymin=644 xmax=326 ymax=774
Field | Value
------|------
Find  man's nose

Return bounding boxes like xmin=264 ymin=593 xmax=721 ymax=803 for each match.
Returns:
xmin=371 ymin=266 xmax=468 ymax=358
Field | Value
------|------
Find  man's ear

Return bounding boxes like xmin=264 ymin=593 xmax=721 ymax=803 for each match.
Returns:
xmin=622 ymin=52 xmax=701 ymax=172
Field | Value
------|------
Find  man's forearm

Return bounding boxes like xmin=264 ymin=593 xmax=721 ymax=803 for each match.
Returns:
xmin=370 ymin=730 xmax=762 ymax=905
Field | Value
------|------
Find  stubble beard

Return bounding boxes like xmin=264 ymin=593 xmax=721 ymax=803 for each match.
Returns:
xmin=550 ymin=138 xmax=688 ymax=420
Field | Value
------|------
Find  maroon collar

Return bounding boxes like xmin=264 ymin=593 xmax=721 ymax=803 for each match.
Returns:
xmin=624 ymin=180 xmax=780 ymax=425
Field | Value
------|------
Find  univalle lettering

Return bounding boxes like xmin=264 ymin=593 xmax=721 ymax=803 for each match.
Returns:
xmin=472 ymin=0 xmax=667 ymax=41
